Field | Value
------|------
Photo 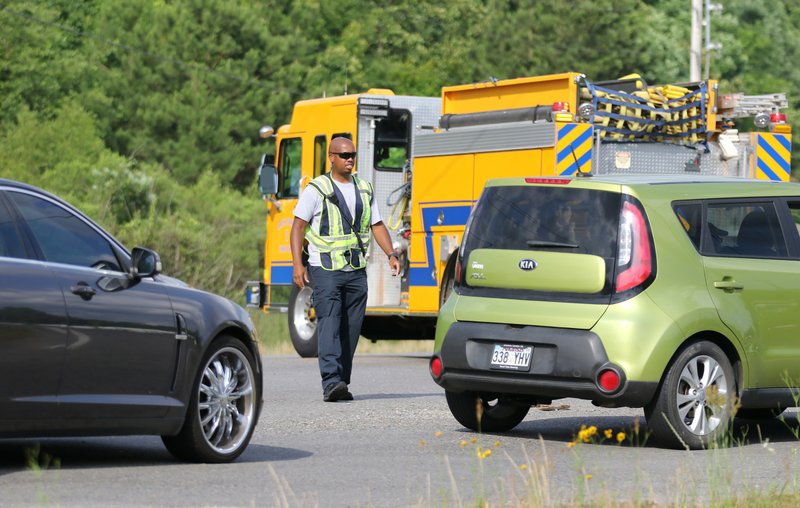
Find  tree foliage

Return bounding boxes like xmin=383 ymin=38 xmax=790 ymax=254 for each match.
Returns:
xmin=1 ymin=0 xmax=798 ymax=299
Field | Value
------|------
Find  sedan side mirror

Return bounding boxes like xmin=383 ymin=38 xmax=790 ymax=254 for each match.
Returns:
xmin=130 ymin=247 xmax=162 ymax=279
xmin=258 ymin=154 xmax=278 ymax=196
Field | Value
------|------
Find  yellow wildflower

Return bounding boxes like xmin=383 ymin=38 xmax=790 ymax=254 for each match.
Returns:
xmin=585 ymin=474 xmax=593 ymax=481
xmin=616 ymin=432 xmax=626 ymax=443
xmin=604 ymin=428 xmax=613 ymax=440
xmin=419 ymin=439 xmax=427 ymax=447
xmin=475 ymin=446 xmax=493 ymax=459
xmin=434 ymin=431 xmax=443 ymax=438
xmin=577 ymin=425 xmax=598 ymax=443
xmin=459 ymin=440 xmax=467 ymax=448
xmin=520 ymin=464 xmax=528 ymax=471
xmin=494 ymin=440 xmax=501 ymax=448
xmin=470 ymin=437 xmax=477 ymax=444
xmin=567 ymin=441 xmax=576 ymax=448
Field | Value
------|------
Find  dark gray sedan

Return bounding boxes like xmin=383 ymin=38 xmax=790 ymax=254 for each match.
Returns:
xmin=0 ymin=179 xmax=262 ymax=463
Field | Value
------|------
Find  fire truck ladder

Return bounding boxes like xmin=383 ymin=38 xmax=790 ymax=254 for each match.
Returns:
xmin=717 ymin=93 xmax=788 ymax=119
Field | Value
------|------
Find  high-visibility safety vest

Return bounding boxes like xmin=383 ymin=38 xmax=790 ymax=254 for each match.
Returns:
xmin=304 ymin=174 xmax=373 ymax=270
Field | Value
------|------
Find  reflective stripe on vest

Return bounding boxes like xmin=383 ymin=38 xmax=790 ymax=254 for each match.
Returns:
xmin=305 ymin=174 xmax=373 ymax=270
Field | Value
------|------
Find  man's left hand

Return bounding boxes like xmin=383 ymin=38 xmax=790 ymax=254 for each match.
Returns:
xmin=389 ymin=256 xmax=401 ymax=276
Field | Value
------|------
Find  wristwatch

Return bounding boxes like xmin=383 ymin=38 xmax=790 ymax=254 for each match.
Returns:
xmin=387 ymin=252 xmax=399 ymax=261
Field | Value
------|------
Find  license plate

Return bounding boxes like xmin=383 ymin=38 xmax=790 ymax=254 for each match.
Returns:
xmin=490 ymin=344 xmax=532 ymax=371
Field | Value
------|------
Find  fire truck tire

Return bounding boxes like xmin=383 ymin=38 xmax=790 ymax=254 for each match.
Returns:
xmin=288 ymin=283 xmax=318 ymax=358
xmin=439 ymin=251 xmax=458 ymax=308
xmin=735 ymin=407 xmax=785 ymax=420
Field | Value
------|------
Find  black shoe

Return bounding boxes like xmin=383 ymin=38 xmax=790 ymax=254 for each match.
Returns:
xmin=340 ymin=389 xmax=354 ymax=401
xmin=323 ymin=381 xmax=348 ymax=402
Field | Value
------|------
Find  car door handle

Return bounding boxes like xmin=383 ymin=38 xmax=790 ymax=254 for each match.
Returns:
xmin=713 ymin=280 xmax=744 ymax=292
xmin=70 ymin=284 xmax=96 ymax=300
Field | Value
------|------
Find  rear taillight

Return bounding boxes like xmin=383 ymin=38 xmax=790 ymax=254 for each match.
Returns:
xmin=598 ymin=369 xmax=620 ymax=392
xmin=552 ymin=101 xmax=571 ymax=112
xmin=615 ymin=200 xmax=652 ymax=293
xmin=430 ymin=356 xmax=443 ymax=379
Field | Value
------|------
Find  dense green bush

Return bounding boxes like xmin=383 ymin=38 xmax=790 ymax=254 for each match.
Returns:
xmin=0 ymin=98 xmax=263 ymax=299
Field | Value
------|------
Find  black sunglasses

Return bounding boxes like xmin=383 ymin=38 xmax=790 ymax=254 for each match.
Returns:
xmin=331 ymin=152 xmax=357 ymax=160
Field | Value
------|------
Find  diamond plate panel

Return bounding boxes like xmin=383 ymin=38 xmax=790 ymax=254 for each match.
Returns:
xmin=594 ymin=140 xmax=750 ymax=178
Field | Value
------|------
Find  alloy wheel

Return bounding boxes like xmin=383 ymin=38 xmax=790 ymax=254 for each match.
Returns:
xmin=197 ymin=347 xmax=256 ymax=454
xmin=676 ymin=354 xmax=728 ymax=436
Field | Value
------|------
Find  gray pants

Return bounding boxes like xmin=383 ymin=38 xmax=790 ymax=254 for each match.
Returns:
xmin=309 ymin=266 xmax=368 ymax=391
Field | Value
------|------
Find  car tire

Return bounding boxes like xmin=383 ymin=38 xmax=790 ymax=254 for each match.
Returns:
xmin=645 ymin=341 xmax=735 ymax=450
xmin=445 ymin=390 xmax=529 ymax=432
xmin=735 ymin=407 xmax=786 ymax=420
xmin=162 ymin=336 xmax=259 ymax=463
xmin=288 ymin=283 xmax=318 ymax=358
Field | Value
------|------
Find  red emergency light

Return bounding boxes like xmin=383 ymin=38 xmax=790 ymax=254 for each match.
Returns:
xmin=771 ymin=113 xmax=788 ymax=124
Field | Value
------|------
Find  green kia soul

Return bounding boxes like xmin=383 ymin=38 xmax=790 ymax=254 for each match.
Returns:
xmin=430 ymin=175 xmax=800 ymax=449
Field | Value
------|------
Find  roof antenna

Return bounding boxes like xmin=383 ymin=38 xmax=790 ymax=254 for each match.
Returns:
xmin=571 ymin=145 xmax=592 ymax=177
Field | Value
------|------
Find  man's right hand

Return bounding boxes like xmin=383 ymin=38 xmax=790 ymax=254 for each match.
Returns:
xmin=290 ymin=216 xmax=311 ymax=288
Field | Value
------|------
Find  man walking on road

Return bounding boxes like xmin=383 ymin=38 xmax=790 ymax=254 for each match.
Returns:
xmin=290 ymin=137 xmax=401 ymax=402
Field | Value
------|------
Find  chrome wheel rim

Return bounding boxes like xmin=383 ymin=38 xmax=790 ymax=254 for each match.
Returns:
xmin=292 ymin=285 xmax=316 ymax=341
xmin=198 ymin=346 xmax=256 ymax=454
xmin=676 ymin=354 xmax=729 ymax=436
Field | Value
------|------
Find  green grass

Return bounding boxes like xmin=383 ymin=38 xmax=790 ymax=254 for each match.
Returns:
xmin=420 ymin=427 xmax=800 ymax=508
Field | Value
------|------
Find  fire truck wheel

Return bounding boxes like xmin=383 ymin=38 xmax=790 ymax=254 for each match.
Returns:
xmin=439 ymin=251 xmax=458 ymax=308
xmin=735 ymin=407 xmax=785 ymax=420
xmin=288 ymin=283 xmax=318 ymax=358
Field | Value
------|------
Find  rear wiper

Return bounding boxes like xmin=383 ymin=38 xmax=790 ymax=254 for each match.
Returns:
xmin=526 ymin=240 xmax=579 ymax=249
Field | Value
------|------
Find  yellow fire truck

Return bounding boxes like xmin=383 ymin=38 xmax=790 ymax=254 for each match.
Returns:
xmin=248 ymin=72 xmax=791 ymax=357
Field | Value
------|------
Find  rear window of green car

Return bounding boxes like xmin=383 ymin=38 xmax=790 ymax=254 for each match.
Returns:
xmin=464 ymin=186 xmax=620 ymax=258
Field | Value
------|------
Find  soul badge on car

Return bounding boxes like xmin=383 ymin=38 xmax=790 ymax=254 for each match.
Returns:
xmin=471 ymin=260 xmax=486 ymax=279
xmin=518 ymin=258 xmax=537 ymax=271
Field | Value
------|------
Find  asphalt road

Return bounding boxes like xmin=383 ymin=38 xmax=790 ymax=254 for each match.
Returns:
xmin=1 ymin=351 xmax=799 ymax=507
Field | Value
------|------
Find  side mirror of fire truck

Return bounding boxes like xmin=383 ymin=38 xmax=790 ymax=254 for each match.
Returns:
xmin=258 ymin=153 xmax=278 ymax=196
